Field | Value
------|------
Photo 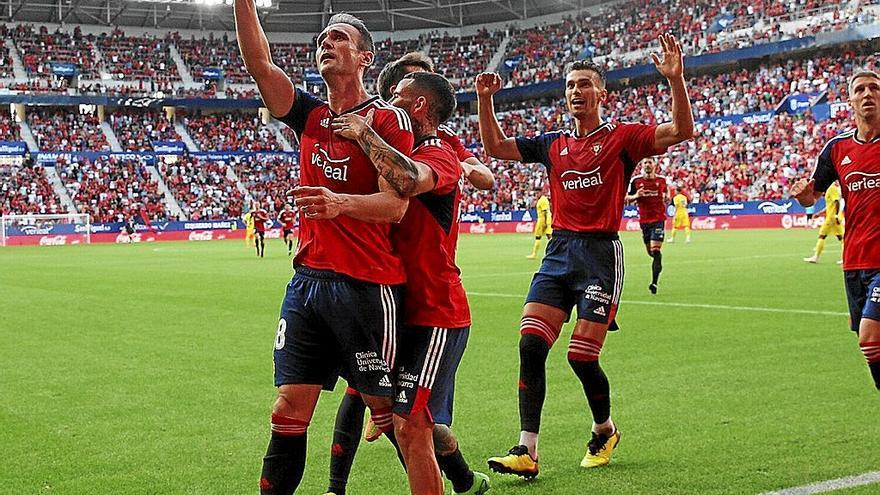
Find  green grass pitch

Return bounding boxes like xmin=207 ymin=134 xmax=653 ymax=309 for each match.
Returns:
xmin=2 ymin=229 xmax=877 ymax=495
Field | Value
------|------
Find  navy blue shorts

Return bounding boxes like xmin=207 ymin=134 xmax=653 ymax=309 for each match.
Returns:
xmin=640 ymin=221 xmax=665 ymax=244
xmin=525 ymin=230 xmax=623 ymax=329
xmin=844 ymin=269 xmax=880 ymax=333
xmin=273 ymin=266 xmax=403 ymax=398
xmin=393 ymin=326 xmax=469 ymax=425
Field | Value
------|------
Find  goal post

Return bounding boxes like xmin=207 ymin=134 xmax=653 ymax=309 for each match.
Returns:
xmin=0 ymin=213 xmax=91 ymax=246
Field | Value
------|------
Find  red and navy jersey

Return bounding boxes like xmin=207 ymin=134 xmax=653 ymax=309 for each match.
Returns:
xmin=628 ymin=175 xmax=668 ymax=225
xmin=516 ymin=122 xmax=661 ymax=233
xmin=253 ymin=209 xmax=270 ymax=231
xmin=811 ymin=128 xmax=880 ymax=270
xmin=278 ymin=88 xmax=414 ymax=285
xmin=438 ymin=124 xmax=475 ymax=163
xmin=279 ymin=210 xmax=296 ymax=230
xmin=393 ymin=136 xmax=470 ymax=328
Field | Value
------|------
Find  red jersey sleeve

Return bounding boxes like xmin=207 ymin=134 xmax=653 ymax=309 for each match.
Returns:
xmin=439 ymin=125 xmax=476 ymax=162
xmin=373 ymin=106 xmax=415 ymax=156
xmin=414 ymin=139 xmax=461 ymax=195
xmin=619 ymin=122 xmax=661 ymax=161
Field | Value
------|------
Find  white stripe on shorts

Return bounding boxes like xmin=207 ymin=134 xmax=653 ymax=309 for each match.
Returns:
xmin=418 ymin=327 xmax=448 ymax=390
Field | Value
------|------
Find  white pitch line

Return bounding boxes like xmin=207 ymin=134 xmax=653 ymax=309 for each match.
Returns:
xmin=758 ymin=471 xmax=880 ymax=495
xmin=467 ymin=292 xmax=848 ymax=317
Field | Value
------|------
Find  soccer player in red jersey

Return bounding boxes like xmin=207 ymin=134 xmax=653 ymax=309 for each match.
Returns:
xmin=477 ymin=33 xmax=694 ymax=477
xmin=277 ymin=204 xmax=297 ymax=256
xmin=297 ymin=72 xmax=489 ymax=495
xmin=312 ymin=58 xmax=495 ymax=495
xmin=236 ymin=5 xmax=416 ymax=494
xmin=377 ymin=52 xmax=494 ymax=190
xmin=791 ymin=69 xmax=880 ymax=391
xmin=625 ymin=158 xmax=669 ymax=293
xmin=252 ymin=204 xmax=270 ymax=258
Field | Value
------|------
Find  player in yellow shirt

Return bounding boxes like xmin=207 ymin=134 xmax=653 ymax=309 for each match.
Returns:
xmin=527 ymin=190 xmax=553 ymax=259
xmin=669 ymin=189 xmax=691 ymax=243
xmin=243 ymin=205 xmax=256 ymax=248
xmin=804 ymin=182 xmax=844 ymax=264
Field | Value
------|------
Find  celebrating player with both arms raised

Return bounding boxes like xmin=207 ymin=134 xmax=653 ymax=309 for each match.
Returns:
xmin=476 ymin=33 xmax=694 ymax=477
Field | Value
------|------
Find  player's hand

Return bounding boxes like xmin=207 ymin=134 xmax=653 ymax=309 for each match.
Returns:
xmin=651 ymin=33 xmax=684 ymax=80
xmin=291 ymin=186 xmax=344 ymax=220
xmin=332 ymin=109 xmax=374 ymax=141
xmin=789 ymin=178 xmax=815 ymax=200
xmin=475 ymin=72 xmax=502 ymax=98
xmin=635 ymin=187 xmax=645 ymax=198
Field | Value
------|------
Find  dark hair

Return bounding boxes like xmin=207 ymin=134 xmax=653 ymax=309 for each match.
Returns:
xmin=325 ymin=13 xmax=374 ymax=53
xmin=849 ymin=69 xmax=880 ymax=91
xmin=377 ymin=52 xmax=434 ymax=101
xmin=564 ymin=60 xmax=606 ymax=86
xmin=403 ymin=71 xmax=457 ymax=125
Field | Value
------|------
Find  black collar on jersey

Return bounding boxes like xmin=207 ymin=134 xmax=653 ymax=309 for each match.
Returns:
xmin=328 ymin=95 xmax=380 ymax=117
xmin=572 ymin=121 xmax=611 ymax=139
xmin=414 ymin=134 xmax=440 ymax=148
xmin=853 ymin=128 xmax=880 ymax=144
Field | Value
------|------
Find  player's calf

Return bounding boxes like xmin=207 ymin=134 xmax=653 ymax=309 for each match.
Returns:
xmin=394 ymin=411 xmax=444 ymax=495
xmin=260 ymin=385 xmax=321 ymax=494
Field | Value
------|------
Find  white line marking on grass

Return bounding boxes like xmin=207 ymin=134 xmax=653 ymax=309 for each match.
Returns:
xmin=758 ymin=471 xmax=880 ymax=495
xmin=467 ymin=292 xmax=848 ymax=317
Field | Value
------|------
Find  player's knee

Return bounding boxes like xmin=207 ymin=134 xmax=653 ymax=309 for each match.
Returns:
xmin=520 ymin=333 xmax=552 ymax=363
xmin=567 ymin=334 xmax=602 ymax=363
xmin=432 ymin=424 xmax=458 ymax=455
xmin=394 ymin=411 xmax=434 ymax=448
xmin=520 ymin=315 xmax=559 ymax=348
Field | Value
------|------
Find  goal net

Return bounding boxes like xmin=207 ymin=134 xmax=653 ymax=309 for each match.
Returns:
xmin=0 ymin=213 xmax=91 ymax=246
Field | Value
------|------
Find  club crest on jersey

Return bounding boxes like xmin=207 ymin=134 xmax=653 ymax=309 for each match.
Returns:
xmin=320 ymin=117 xmax=331 ymax=128
xmin=844 ymin=171 xmax=880 ymax=192
xmin=592 ymin=143 xmax=603 ymax=155
xmin=560 ymin=167 xmax=603 ymax=191
xmin=311 ymin=143 xmax=350 ymax=181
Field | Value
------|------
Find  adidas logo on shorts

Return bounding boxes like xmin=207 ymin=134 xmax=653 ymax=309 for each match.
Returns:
xmin=379 ymin=375 xmax=392 ymax=388
xmin=397 ymin=390 xmax=408 ymax=403
xmin=593 ymin=306 xmax=607 ymax=316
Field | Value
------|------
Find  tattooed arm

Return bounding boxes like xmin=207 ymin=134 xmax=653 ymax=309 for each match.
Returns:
xmin=332 ymin=110 xmax=437 ymax=197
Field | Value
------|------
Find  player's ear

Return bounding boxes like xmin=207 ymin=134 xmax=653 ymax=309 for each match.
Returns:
xmin=361 ymin=50 xmax=375 ymax=69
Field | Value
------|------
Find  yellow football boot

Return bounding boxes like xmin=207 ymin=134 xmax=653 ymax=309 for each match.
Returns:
xmin=487 ymin=445 xmax=538 ymax=479
xmin=580 ymin=429 xmax=621 ymax=468
xmin=363 ymin=417 xmax=382 ymax=442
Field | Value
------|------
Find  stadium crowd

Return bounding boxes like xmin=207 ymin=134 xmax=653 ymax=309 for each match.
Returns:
xmin=160 ymin=158 xmax=244 ymax=220
xmin=184 ymin=112 xmax=282 ymax=151
xmin=110 ymin=110 xmax=180 ymax=151
xmin=231 ymin=155 xmax=300 ymax=213
xmin=56 ymin=156 xmax=168 ymax=223
xmin=0 ymin=164 xmax=60 ymax=216
xmin=27 ymin=109 xmax=110 ymax=152
xmin=97 ymin=28 xmax=179 ymax=82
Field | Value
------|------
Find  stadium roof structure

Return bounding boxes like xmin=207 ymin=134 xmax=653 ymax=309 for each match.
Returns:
xmin=0 ymin=0 xmax=607 ymax=33
xmin=3 ymin=0 xmax=606 ymax=33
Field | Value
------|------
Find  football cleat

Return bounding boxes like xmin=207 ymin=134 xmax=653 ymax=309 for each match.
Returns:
xmin=648 ymin=283 xmax=658 ymax=294
xmin=487 ymin=445 xmax=538 ymax=479
xmin=364 ymin=417 xmax=382 ymax=443
xmin=803 ymin=256 xmax=819 ymax=263
xmin=580 ymin=429 xmax=620 ymax=468
xmin=322 ymin=493 xmax=337 ymax=495
xmin=525 ymin=253 xmax=537 ymax=259
xmin=456 ymin=471 xmax=491 ymax=494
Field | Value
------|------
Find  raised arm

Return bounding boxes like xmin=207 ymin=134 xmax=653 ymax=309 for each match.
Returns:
xmin=651 ymin=34 xmax=695 ymax=151
xmin=234 ymin=0 xmax=294 ymax=117
xmin=332 ymin=110 xmax=436 ymax=197
xmin=461 ymin=157 xmax=495 ymax=190
xmin=475 ymin=72 xmax=523 ymax=161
